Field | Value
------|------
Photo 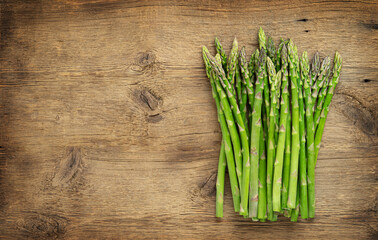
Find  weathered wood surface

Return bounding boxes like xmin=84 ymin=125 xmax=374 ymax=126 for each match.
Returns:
xmin=0 ymin=0 xmax=377 ymax=239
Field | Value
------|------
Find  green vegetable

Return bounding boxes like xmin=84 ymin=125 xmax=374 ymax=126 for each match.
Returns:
xmin=287 ymin=40 xmax=300 ymax=209
xmin=204 ymin=28 xmax=341 ymax=222
xmin=216 ymin=142 xmax=226 ymax=217
xmin=272 ymin=44 xmax=290 ymax=212
xmin=298 ymin=51 xmax=308 ymax=219
xmin=203 ymin=47 xmax=241 ymax=211
xmin=249 ymin=48 xmax=266 ymax=218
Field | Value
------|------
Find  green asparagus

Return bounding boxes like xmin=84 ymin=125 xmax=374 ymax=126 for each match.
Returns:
xmin=249 ymin=48 xmax=266 ymax=218
xmin=272 ymin=44 xmax=290 ymax=212
xmin=287 ymin=41 xmax=300 ymax=209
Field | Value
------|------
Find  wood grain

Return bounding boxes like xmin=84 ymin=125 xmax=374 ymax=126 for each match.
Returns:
xmin=0 ymin=0 xmax=377 ymax=239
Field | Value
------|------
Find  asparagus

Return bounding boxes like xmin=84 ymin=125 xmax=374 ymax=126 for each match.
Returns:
xmin=249 ymin=48 xmax=266 ymax=218
xmin=267 ymin=36 xmax=276 ymax=63
xmin=236 ymin=63 xmax=242 ymax=105
xmin=236 ymin=63 xmax=248 ymax=134
xmin=216 ymin=141 xmax=226 ymax=217
xmin=313 ymin=69 xmax=331 ymax=130
xmin=259 ymin=30 xmax=271 ymax=135
xmin=272 ymin=44 xmax=289 ymax=212
xmin=298 ymin=52 xmax=308 ymax=219
xmin=203 ymin=48 xmax=240 ymax=211
xmin=215 ymin=37 xmax=228 ymax=73
xmin=226 ymin=39 xmax=239 ymax=87
xmin=239 ymin=47 xmax=254 ymax=138
xmin=281 ymin=106 xmax=291 ymax=210
xmin=206 ymin=42 xmax=252 ymax=216
xmin=275 ymin=39 xmax=286 ymax=72
xmin=290 ymin=182 xmax=300 ymax=222
xmin=258 ymin=125 xmax=267 ymax=220
xmin=287 ymin=40 xmax=300 ymax=209
xmin=258 ymin=27 xmax=266 ymax=50
xmin=302 ymin=51 xmax=316 ymax=219
xmin=312 ymin=57 xmax=331 ymax=111
xmin=274 ymin=71 xmax=283 ymax=144
xmin=206 ymin=29 xmax=342 ymax=221
xmin=315 ymin=52 xmax=342 ymax=163
xmin=310 ymin=54 xmax=342 ymax=219
xmin=310 ymin=52 xmax=320 ymax=89
xmin=266 ymin=59 xmax=281 ymax=220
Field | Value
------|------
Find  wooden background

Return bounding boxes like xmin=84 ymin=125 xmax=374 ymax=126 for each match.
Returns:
xmin=0 ymin=0 xmax=377 ymax=239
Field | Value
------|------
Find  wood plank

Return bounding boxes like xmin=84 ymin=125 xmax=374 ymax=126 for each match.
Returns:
xmin=0 ymin=0 xmax=377 ymax=239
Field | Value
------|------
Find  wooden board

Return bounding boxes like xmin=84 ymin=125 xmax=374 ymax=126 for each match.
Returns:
xmin=0 ymin=0 xmax=377 ymax=239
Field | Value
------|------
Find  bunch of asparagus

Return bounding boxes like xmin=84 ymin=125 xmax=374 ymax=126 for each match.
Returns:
xmin=203 ymin=27 xmax=342 ymax=221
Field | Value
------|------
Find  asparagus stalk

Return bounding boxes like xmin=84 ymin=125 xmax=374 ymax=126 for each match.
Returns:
xmin=313 ymin=69 xmax=331 ymax=130
xmin=309 ymin=54 xmax=342 ymax=218
xmin=239 ymin=47 xmax=254 ymax=138
xmin=267 ymin=36 xmax=276 ymax=64
xmin=247 ymin=50 xmax=259 ymax=134
xmin=302 ymin=52 xmax=316 ymax=219
xmin=236 ymin=62 xmax=242 ymax=105
xmin=258 ymin=125 xmax=267 ymax=220
xmin=290 ymin=182 xmax=300 ymax=222
xmin=216 ymin=141 xmax=226 ymax=217
xmin=272 ymin=44 xmax=289 ymax=212
xmin=266 ymin=58 xmax=281 ymax=220
xmin=274 ymin=72 xmax=283 ymax=144
xmin=310 ymin=52 xmax=320 ymax=89
xmin=249 ymin=48 xmax=266 ymax=218
xmin=287 ymin=40 xmax=300 ymax=209
xmin=206 ymin=42 xmax=251 ymax=216
xmin=298 ymin=52 xmax=308 ymax=219
xmin=259 ymin=30 xmax=271 ymax=136
xmin=215 ymin=37 xmax=228 ymax=73
xmin=275 ymin=39 xmax=286 ymax=72
xmin=226 ymin=39 xmax=239 ymax=88
xmin=281 ymin=105 xmax=291 ymax=210
xmin=315 ymin=52 xmax=342 ymax=163
xmin=258 ymin=27 xmax=266 ymax=50
xmin=203 ymin=48 xmax=241 ymax=211
xmin=311 ymin=57 xmax=331 ymax=111
xmin=236 ymin=63 xmax=249 ymax=134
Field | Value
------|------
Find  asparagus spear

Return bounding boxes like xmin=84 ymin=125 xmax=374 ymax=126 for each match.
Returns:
xmin=236 ymin=62 xmax=248 ymax=134
xmin=298 ymin=52 xmax=309 ymax=219
xmin=248 ymin=49 xmax=260 ymax=133
xmin=272 ymin=44 xmax=289 ymax=212
xmin=226 ymin=39 xmax=239 ymax=88
xmin=275 ymin=39 xmax=286 ymax=72
xmin=310 ymin=52 xmax=320 ymax=89
xmin=258 ymin=27 xmax=266 ymax=50
xmin=239 ymin=47 xmax=256 ymax=136
xmin=216 ymin=141 xmax=226 ymax=217
xmin=290 ymin=182 xmax=300 ymax=222
xmin=302 ymin=52 xmax=316 ymax=219
xmin=266 ymin=59 xmax=281 ymax=220
xmin=259 ymin=30 xmax=271 ymax=136
xmin=203 ymin=48 xmax=241 ymax=211
xmin=249 ymin=48 xmax=266 ymax=218
xmin=267 ymin=36 xmax=277 ymax=66
xmin=274 ymin=68 xmax=283 ymax=144
xmin=309 ymin=54 xmax=342 ymax=218
xmin=315 ymin=52 xmax=342 ymax=163
xmin=236 ymin=62 xmax=242 ymax=105
xmin=215 ymin=37 xmax=228 ymax=73
xmin=311 ymin=57 xmax=331 ymax=111
xmin=287 ymin=40 xmax=300 ymax=209
xmin=281 ymin=105 xmax=291 ymax=210
xmin=205 ymin=43 xmax=251 ymax=216
xmin=258 ymin=125 xmax=267 ymax=220
xmin=313 ymin=69 xmax=331 ymax=130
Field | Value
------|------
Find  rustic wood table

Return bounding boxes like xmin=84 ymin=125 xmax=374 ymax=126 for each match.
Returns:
xmin=1 ymin=0 xmax=377 ymax=239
